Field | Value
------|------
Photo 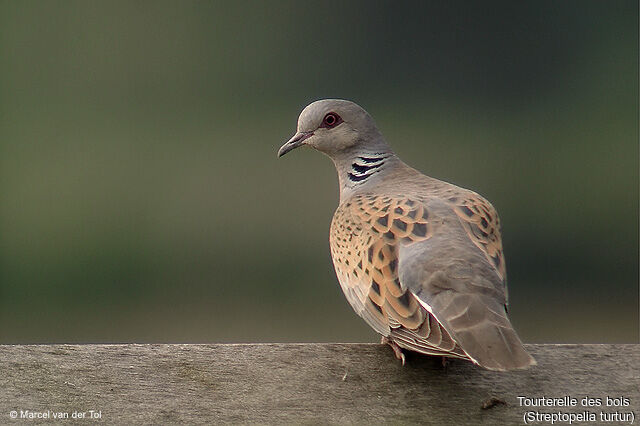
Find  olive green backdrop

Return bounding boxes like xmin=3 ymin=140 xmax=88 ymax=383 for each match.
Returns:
xmin=1 ymin=1 xmax=637 ymax=344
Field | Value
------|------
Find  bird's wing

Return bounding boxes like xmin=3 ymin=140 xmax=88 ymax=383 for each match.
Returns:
xmin=397 ymin=197 xmax=535 ymax=370
xmin=330 ymin=194 xmax=468 ymax=358
xmin=448 ymin=193 xmax=507 ymax=288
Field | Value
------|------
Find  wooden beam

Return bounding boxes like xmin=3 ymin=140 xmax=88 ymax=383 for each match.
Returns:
xmin=0 ymin=344 xmax=638 ymax=424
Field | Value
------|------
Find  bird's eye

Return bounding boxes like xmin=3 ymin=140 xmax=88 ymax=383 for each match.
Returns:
xmin=322 ymin=112 xmax=342 ymax=128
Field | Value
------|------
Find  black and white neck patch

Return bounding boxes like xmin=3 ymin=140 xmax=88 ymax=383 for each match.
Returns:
xmin=347 ymin=155 xmax=389 ymax=183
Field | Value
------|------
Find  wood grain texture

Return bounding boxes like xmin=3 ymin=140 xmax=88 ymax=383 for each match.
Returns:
xmin=0 ymin=344 xmax=638 ymax=424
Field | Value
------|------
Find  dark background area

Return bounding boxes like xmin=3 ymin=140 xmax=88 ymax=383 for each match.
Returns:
xmin=1 ymin=1 xmax=637 ymax=344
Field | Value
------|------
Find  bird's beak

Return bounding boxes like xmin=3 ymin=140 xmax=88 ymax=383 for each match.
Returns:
xmin=277 ymin=131 xmax=314 ymax=157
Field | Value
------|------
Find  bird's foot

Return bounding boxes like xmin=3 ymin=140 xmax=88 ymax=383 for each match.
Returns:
xmin=381 ymin=336 xmax=405 ymax=366
xmin=441 ymin=356 xmax=449 ymax=371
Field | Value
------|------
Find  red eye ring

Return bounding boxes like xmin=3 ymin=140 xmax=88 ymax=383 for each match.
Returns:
xmin=322 ymin=112 xmax=342 ymax=128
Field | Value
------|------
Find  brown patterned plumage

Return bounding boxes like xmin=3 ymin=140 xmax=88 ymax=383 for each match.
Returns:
xmin=278 ymin=99 xmax=535 ymax=371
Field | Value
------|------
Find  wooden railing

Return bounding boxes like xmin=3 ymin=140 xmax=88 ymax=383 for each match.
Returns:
xmin=0 ymin=344 xmax=638 ymax=424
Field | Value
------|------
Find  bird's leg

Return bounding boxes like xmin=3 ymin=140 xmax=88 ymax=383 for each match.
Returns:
xmin=441 ymin=356 xmax=449 ymax=371
xmin=381 ymin=336 xmax=405 ymax=366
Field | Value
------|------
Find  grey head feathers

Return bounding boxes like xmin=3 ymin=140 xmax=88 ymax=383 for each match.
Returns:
xmin=278 ymin=99 xmax=397 ymax=196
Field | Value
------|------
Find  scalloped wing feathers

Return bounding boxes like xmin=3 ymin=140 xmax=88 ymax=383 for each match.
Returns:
xmin=330 ymin=180 xmax=534 ymax=370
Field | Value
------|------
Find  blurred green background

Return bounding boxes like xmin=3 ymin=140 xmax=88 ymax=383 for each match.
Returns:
xmin=0 ymin=1 xmax=637 ymax=344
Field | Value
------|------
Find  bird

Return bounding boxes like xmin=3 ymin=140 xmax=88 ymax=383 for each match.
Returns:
xmin=277 ymin=99 xmax=535 ymax=371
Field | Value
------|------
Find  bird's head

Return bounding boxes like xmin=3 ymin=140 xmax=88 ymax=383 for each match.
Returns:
xmin=278 ymin=99 xmax=384 ymax=158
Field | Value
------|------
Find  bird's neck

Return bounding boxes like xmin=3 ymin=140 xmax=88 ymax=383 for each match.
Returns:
xmin=331 ymin=143 xmax=399 ymax=202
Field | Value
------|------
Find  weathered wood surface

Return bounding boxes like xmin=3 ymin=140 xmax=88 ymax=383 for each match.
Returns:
xmin=0 ymin=344 xmax=638 ymax=424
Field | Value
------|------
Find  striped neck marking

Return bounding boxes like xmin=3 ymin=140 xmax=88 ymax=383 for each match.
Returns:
xmin=347 ymin=155 xmax=389 ymax=183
